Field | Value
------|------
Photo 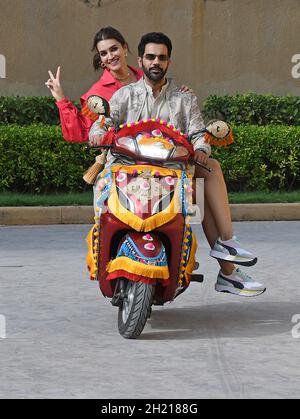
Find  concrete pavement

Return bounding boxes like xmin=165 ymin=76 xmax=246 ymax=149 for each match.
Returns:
xmin=0 ymin=222 xmax=300 ymax=399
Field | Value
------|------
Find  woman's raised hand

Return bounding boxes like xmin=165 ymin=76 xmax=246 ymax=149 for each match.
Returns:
xmin=45 ymin=66 xmax=66 ymax=102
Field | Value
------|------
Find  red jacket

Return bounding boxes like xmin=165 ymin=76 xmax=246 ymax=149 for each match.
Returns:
xmin=56 ymin=66 xmax=143 ymax=143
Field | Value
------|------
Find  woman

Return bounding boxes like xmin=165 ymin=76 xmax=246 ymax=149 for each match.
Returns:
xmin=45 ymin=27 xmax=143 ymax=143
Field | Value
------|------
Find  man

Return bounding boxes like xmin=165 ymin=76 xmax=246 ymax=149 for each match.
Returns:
xmin=90 ymin=32 xmax=266 ymax=297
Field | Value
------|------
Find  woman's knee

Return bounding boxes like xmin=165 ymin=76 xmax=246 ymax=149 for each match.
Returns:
xmin=193 ymin=159 xmax=223 ymax=179
xmin=208 ymin=158 xmax=222 ymax=172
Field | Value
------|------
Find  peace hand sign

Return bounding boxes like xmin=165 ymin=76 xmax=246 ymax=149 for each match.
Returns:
xmin=45 ymin=66 xmax=65 ymax=101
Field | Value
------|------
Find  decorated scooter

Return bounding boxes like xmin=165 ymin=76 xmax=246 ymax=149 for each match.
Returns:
xmin=84 ymin=97 xmax=233 ymax=339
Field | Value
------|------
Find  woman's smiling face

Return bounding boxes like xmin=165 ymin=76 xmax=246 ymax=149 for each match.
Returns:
xmin=97 ymin=38 xmax=128 ymax=72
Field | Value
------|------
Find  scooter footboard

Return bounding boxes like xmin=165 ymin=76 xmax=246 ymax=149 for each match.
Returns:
xmin=106 ymin=232 xmax=170 ymax=286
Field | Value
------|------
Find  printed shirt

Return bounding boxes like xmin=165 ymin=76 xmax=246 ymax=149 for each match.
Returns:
xmin=90 ymin=77 xmax=210 ymax=168
xmin=90 ymin=77 xmax=209 ymax=155
xmin=140 ymin=79 xmax=170 ymax=122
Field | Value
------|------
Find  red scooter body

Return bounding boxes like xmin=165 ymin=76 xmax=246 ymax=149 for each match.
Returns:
xmin=86 ymin=119 xmax=200 ymax=337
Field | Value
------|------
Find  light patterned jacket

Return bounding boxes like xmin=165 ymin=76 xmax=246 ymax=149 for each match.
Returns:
xmin=89 ymin=77 xmax=211 ymax=156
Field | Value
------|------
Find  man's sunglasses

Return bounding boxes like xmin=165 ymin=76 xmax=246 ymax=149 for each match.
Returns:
xmin=143 ymin=54 xmax=169 ymax=62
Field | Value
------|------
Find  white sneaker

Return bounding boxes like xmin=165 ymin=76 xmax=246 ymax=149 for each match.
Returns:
xmin=210 ymin=236 xmax=257 ymax=266
xmin=215 ymin=268 xmax=266 ymax=297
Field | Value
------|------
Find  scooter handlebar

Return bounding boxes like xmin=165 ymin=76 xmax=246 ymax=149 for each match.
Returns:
xmin=193 ymin=160 xmax=212 ymax=172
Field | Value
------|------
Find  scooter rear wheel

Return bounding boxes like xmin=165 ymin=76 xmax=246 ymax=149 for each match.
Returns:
xmin=118 ymin=279 xmax=155 ymax=339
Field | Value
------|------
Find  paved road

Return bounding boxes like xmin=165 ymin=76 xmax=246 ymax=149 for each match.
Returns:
xmin=0 ymin=222 xmax=300 ymax=399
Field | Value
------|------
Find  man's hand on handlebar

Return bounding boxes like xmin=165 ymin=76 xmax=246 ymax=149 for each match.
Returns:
xmin=194 ymin=150 xmax=209 ymax=166
xmin=89 ymin=135 xmax=103 ymax=147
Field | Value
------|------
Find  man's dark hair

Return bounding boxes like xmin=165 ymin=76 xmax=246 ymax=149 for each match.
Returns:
xmin=138 ymin=32 xmax=172 ymax=58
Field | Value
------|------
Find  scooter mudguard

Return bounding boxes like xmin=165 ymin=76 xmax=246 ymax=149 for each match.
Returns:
xmin=106 ymin=232 xmax=170 ymax=286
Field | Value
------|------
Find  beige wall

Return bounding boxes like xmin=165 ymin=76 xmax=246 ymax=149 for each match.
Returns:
xmin=1 ymin=0 xmax=300 ymax=105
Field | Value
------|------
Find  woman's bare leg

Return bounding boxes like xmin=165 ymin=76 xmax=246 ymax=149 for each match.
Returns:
xmin=194 ymin=159 xmax=233 ymax=241
xmin=201 ymin=197 xmax=234 ymax=276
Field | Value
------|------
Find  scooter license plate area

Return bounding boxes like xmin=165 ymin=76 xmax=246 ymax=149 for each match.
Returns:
xmin=115 ymin=170 xmax=178 ymax=219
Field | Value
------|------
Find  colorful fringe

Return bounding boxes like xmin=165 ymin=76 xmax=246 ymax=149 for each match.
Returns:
xmin=106 ymin=270 xmax=170 ymax=286
xmin=112 ymin=119 xmax=194 ymax=156
xmin=178 ymin=225 xmax=197 ymax=286
xmin=107 ymin=256 xmax=170 ymax=281
xmin=86 ymin=224 xmax=100 ymax=280
xmin=184 ymin=231 xmax=198 ymax=282
xmin=204 ymin=130 xmax=234 ymax=147
xmin=117 ymin=236 xmax=168 ymax=266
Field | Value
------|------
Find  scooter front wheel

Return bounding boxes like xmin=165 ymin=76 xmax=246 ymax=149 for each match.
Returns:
xmin=118 ymin=279 xmax=155 ymax=339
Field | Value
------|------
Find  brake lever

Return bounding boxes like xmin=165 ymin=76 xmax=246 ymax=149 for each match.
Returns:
xmin=193 ymin=160 xmax=212 ymax=173
xmin=85 ymin=145 xmax=104 ymax=152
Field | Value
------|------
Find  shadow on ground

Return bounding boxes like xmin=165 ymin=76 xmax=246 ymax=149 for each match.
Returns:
xmin=141 ymin=301 xmax=300 ymax=340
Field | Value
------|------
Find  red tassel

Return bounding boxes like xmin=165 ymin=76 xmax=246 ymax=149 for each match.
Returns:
xmin=100 ymin=130 xmax=116 ymax=146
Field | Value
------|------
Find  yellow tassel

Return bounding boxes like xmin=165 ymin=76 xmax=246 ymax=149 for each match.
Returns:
xmin=107 ymin=256 xmax=169 ymax=280
xmin=185 ymin=232 xmax=198 ymax=275
xmin=86 ymin=225 xmax=98 ymax=279
xmin=83 ymin=151 xmax=107 ymax=185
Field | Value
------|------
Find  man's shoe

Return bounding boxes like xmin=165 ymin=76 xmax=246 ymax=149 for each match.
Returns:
xmin=215 ymin=268 xmax=266 ymax=297
xmin=210 ymin=236 xmax=257 ymax=266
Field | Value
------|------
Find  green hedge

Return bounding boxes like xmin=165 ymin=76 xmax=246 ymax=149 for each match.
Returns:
xmin=203 ymin=93 xmax=300 ymax=125
xmin=0 ymin=96 xmax=80 ymax=126
xmin=0 ymin=124 xmax=94 ymax=192
xmin=2 ymin=93 xmax=300 ymax=126
xmin=213 ymin=125 xmax=300 ymax=191
xmin=0 ymin=124 xmax=299 ymax=193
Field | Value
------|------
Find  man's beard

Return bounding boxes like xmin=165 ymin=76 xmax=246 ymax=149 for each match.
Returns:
xmin=142 ymin=64 xmax=168 ymax=82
